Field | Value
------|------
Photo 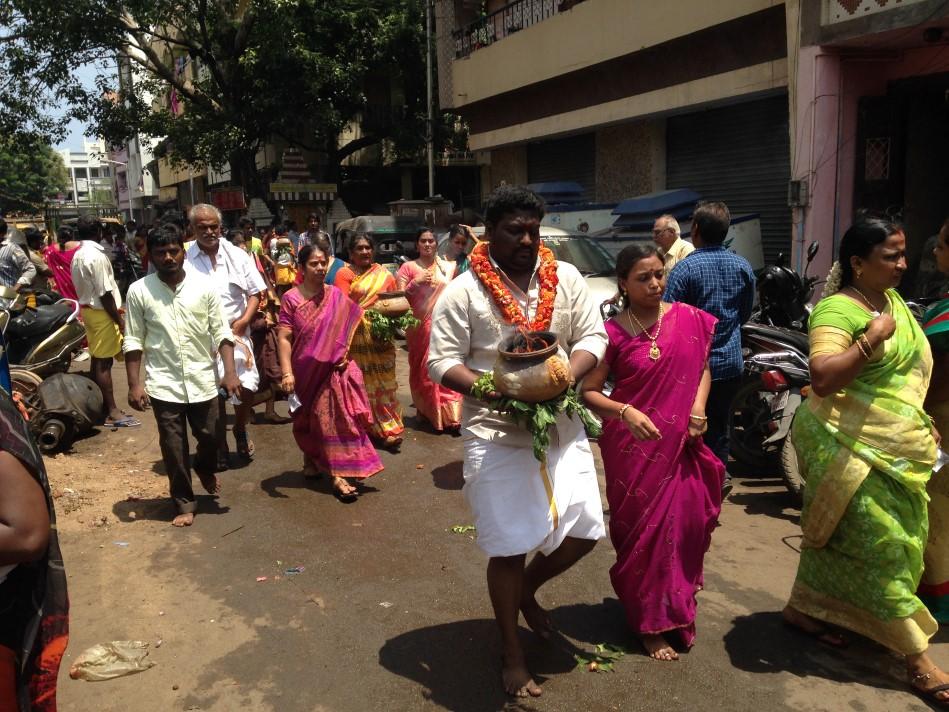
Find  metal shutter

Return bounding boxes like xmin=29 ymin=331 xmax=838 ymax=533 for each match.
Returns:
xmin=667 ymin=94 xmax=791 ymax=265
xmin=527 ymin=133 xmax=596 ymax=202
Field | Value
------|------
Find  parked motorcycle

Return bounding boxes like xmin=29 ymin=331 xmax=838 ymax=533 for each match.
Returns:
xmin=0 ymin=285 xmax=85 ymax=377
xmin=728 ymin=243 xmax=819 ymax=486
xmin=1 ymin=285 xmax=101 ymax=452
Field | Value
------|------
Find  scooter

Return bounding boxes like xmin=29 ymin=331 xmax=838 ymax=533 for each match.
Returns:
xmin=0 ymin=285 xmax=86 ymax=376
xmin=1 ymin=286 xmax=102 ymax=452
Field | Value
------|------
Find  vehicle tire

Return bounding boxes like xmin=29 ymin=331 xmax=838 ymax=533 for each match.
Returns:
xmin=727 ymin=380 xmax=781 ymax=472
xmin=10 ymin=368 xmax=43 ymax=419
xmin=781 ymin=425 xmax=805 ymax=507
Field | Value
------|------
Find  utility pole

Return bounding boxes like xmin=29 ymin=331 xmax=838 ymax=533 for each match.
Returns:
xmin=426 ymin=0 xmax=435 ymax=198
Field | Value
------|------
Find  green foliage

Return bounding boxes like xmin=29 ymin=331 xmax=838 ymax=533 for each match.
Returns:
xmin=366 ymin=309 xmax=420 ymax=342
xmin=0 ymin=0 xmax=446 ymax=192
xmin=471 ymin=372 xmax=603 ymax=462
xmin=0 ymin=138 xmax=69 ymax=212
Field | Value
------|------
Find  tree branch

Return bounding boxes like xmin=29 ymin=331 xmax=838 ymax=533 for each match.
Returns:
xmin=335 ymin=132 xmax=384 ymax=163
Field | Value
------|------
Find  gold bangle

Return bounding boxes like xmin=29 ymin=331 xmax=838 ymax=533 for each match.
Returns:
xmin=855 ymin=339 xmax=871 ymax=360
xmin=689 ymin=414 xmax=708 ymax=421
xmin=859 ymin=334 xmax=875 ymax=354
xmin=618 ymin=403 xmax=631 ymax=420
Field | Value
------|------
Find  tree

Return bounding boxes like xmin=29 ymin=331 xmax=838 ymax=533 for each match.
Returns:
xmin=0 ymin=138 xmax=69 ymax=213
xmin=0 ymin=0 xmax=445 ymax=199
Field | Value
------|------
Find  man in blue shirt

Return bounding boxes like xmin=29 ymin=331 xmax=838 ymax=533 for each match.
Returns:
xmin=663 ymin=201 xmax=755 ymax=495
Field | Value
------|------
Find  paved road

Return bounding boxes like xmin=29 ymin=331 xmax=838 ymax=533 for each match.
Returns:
xmin=54 ymin=354 xmax=945 ymax=711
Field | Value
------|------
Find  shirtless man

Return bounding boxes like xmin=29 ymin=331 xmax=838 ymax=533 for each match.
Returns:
xmin=124 ymin=223 xmax=240 ymax=526
xmin=429 ymin=185 xmax=608 ymax=697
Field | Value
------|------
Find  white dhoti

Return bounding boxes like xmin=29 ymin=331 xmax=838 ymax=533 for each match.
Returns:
xmin=216 ymin=333 xmax=259 ymax=393
xmin=462 ymin=428 xmax=606 ymax=558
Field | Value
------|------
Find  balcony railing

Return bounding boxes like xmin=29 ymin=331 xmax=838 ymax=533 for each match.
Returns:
xmin=453 ymin=0 xmax=572 ymax=59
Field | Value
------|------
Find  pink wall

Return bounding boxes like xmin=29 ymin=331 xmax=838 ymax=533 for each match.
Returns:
xmin=793 ymin=43 xmax=949 ymax=280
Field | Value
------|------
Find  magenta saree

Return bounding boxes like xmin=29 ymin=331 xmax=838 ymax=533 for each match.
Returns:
xmin=598 ymin=302 xmax=724 ymax=647
xmin=396 ymin=259 xmax=462 ymax=431
xmin=278 ymin=285 xmax=383 ymax=479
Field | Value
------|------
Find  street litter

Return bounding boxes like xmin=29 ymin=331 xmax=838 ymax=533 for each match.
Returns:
xmin=284 ymin=566 xmax=305 ymax=575
xmin=573 ymin=643 xmax=630 ymax=674
xmin=379 ymin=601 xmax=393 ymax=608
xmin=449 ymin=525 xmax=476 ymax=534
xmin=69 ymin=641 xmax=156 ymax=681
xmin=113 ymin=542 xmax=129 ymax=547
xmin=256 ymin=576 xmax=268 ymax=582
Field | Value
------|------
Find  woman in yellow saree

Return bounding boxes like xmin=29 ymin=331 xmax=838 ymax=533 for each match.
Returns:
xmin=782 ymin=218 xmax=946 ymax=707
xmin=336 ymin=234 xmax=405 ymax=448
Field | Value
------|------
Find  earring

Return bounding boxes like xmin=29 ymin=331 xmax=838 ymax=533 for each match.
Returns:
xmin=856 ymin=269 xmax=863 ymax=279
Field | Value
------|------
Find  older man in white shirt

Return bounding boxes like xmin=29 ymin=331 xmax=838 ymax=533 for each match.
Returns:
xmin=185 ymin=203 xmax=266 ymax=463
xmin=124 ymin=223 xmax=240 ymax=527
xmin=429 ymin=185 xmax=607 ymax=699
xmin=652 ymin=214 xmax=694 ymax=275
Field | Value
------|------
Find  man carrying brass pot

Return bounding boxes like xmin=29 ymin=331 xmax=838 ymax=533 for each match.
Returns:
xmin=428 ymin=185 xmax=607 ymax=699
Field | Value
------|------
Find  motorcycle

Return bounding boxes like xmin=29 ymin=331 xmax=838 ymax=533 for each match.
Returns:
xmin=1 ymin=286 xmax=101 ymax=452
xmin=0 ymin=285 xmax=86 ymax=378
xmin=728 ymin=243 xmax=820 ymax=490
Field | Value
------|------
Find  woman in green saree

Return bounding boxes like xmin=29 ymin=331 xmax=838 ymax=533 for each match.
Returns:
xmin=920 ymin=219 xmax=949 ymax=622
xmin=782 ymin=218 xmax=946 ymax=706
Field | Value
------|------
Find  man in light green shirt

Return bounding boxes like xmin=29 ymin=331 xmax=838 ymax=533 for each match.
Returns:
xmin=124 ymin=223 xmax=241 ymax=527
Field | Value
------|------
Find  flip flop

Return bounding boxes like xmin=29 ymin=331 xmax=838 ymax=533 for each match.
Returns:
xmin=106 ymin=415 xmax=141 ymax=428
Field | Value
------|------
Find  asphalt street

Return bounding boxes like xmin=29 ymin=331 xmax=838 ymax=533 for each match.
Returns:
xmin=52 ymin=352 xmax=947 ymax=711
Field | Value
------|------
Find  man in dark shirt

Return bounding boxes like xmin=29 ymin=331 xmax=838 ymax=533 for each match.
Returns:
xmin=663 ymin=201 xmax=755 ymax=494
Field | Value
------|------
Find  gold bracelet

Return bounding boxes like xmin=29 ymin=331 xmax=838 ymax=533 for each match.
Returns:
xmin=854 ymin=339 xmax=871 ymax=360
xmin=618 ymin=403 xmax=632 ymax=420
xmin=860 ymin=334 xmax=876 ymax=355
xmin=689 ymin=414 xmax=708 ymax=421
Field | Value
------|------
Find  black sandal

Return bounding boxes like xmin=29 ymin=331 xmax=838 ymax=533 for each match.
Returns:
xmin=911 ymin=667 xmax=949 ymax=707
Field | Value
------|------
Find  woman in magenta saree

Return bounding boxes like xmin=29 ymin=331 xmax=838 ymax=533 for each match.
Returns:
xmin=582 ymin=244 xmax=723 ymax=661
xmin=277 ymin=245 xmax=383 ymax=499
xmin=396 ymin=228 xmax=462 ymax=431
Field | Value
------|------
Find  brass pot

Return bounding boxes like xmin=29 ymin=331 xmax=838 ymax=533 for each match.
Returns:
xmin=494 ymin=331 xmax=571 ymax=403
xmin=373 ymin=291 xmax=411 ymax=317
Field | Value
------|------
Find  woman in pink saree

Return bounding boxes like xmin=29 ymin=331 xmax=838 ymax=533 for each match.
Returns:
xmin=396 ymin=228 xmax=462 ymax=431
xmin=43 ymin=227 xmax=80 ymax=300
xmin=276 ymin=244 xmax=383 ymax=499
xmin=582 ymin=244 xmax=724 ymax=661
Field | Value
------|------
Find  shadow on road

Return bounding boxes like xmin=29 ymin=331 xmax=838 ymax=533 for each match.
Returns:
xmin=379 ymin=618 xmax=574 ymax=712
xmin=431 ymin=460 xmax=464 ymax=490
xmin=724 ymin=611 xmax=908 ymax=695
xmin=728 ymin=488 xmax=801 ymax=525
xmin=546 ymin=598 xmax=630 ymax=648
xmin=112 ymin=494 xmax=229 ymax=523
xmin=259 ymin=469 xmax=380 ymax=502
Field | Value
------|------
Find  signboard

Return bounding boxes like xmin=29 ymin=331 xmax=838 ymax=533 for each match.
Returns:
xmin=210 ymin=188 xmax=247 ymax=211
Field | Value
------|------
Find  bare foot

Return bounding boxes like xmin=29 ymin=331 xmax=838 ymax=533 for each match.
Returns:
xmin=641 ymin=633 xmax=678 ymax=661
xmin=197 ymin=472 xmax=222 ymax=495
xmin=782 ymin=605 xmax=847 ymax=648
xmin=521 ymin=595 xmax=556 ymax=640
xmin=501 ymin=655 xmax=542 ymax=698
xmin=332 ymin=477 xmax=357 ymax=497
xmin=172 ymin=512 xmax=194 ymax=527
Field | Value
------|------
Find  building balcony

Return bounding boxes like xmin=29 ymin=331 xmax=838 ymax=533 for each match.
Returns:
xmin=453 ymin=0 xmax=584 ymax=59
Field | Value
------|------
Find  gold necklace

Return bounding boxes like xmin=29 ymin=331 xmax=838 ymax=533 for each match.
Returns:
xmin=626 ymin=303 xmax=664 ymax=361
xmin=850 ymin=286 xmax=883 ymax=316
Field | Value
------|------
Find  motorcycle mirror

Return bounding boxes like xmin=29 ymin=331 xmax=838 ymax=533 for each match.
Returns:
xmin=806 ymin=241 xmax=819 ymax=262
xmin=775 ymin=252 xmax=787 ymax=268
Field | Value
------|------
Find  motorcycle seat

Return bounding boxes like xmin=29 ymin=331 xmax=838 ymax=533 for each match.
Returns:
xmin=7 ymin=302 xmax=74 ymax=339
xmin=742 ymin=322 xmax=810 ymax=354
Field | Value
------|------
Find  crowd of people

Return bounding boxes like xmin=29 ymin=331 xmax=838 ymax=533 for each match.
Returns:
xmin=1 ymin=186 xmax=949 ymax=708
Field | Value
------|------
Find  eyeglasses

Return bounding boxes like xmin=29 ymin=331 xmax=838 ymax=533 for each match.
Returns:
xmin=652 ymin=228 xmax=672 ymax=236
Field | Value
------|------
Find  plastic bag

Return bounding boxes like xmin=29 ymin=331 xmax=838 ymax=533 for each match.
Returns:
xmin=69 ymin=640 xmax=156 ymax=681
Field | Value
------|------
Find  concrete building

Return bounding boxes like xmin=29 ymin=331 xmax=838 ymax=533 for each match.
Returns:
xmin=789 ymin=0 xmax=949 ymax=292
xmin=437 ymin=0 xmax=794 ymax=262
xmin=55 ymin=137 xmax=117 ymax=213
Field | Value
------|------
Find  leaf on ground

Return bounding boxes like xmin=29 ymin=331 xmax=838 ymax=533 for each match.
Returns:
xmin=449 ymin=525 xmax=476 ymax=533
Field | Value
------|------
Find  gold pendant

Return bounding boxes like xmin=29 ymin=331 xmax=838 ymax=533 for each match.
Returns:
xmin=649 ymin=344 xmax=661 ymax=361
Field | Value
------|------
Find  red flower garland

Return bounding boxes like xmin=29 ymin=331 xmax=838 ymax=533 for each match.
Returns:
xmin=469 ymin=241 xmax=558 ymax=331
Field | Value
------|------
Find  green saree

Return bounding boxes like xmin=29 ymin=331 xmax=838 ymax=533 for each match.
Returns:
xmin=789 ymin=289 xmax=938 ymax=655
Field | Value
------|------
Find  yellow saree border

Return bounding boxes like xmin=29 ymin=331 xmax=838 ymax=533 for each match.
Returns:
xmin=790 ymin=580 xmax=936 ymax=655
xmin=801 ymin=445 xmax=871 ymax=549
